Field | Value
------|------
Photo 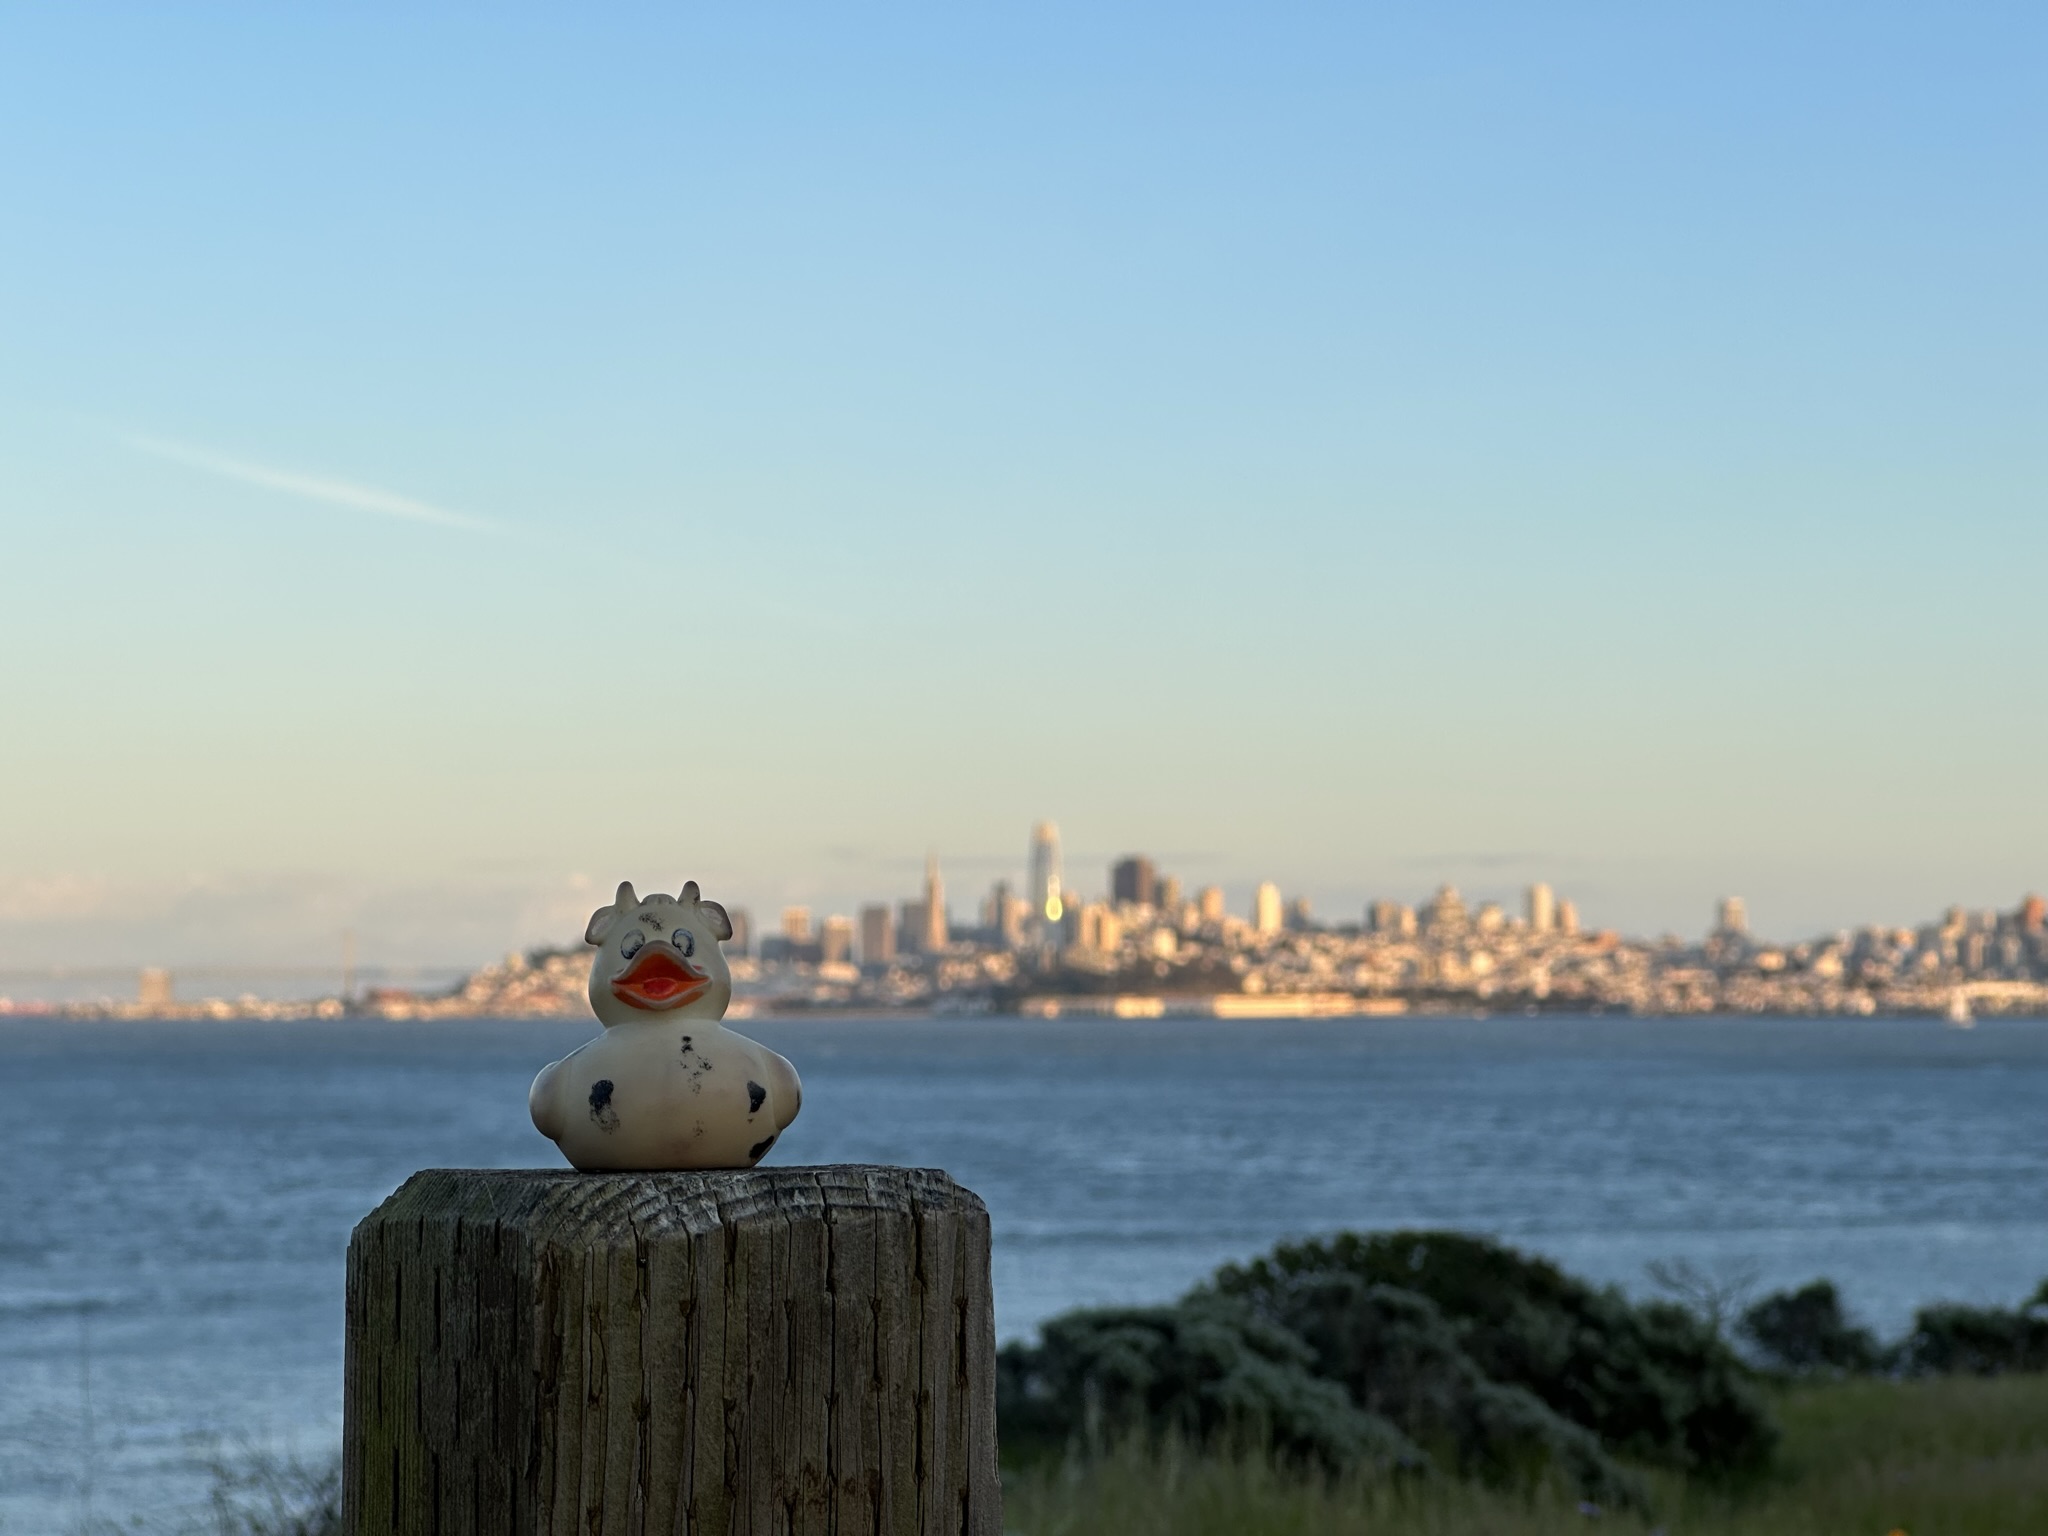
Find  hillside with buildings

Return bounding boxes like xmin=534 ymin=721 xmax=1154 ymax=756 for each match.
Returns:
xmin=27 ymin=822 xmax=2046 ymax=1023
xmin=381 ymin=878 xmax=2048 ymax=1023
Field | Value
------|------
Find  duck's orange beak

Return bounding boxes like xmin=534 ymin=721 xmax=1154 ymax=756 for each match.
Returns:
xmin=609 ymin=944 xmax=711 ymax=1010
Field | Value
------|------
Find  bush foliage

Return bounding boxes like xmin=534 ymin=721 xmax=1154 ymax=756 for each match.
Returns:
xmin=1216 ymin=1231 xmax=1775 ymax=1477
xmin=1000 ymin=1230 xmax=1777 ymax=1505
xmin=1739 ymin=1275 xmax=2048 ymax=1378
xmin=1002 ymin=1229 xmax=2048 ymax=1506
xmin=1898 ymin=1300 xmax=2048 ymax=1377
xmin=1738 ymin=1279 xmax=1882 ymax=1376
xmin=995 ymin=1294 xmax=1423 ymax=1475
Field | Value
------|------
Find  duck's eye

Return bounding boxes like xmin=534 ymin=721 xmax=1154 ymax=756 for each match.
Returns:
xmin=619 ymin=930 xmax=645 ymax=960
xmin=674 ymin=929 xmax=696 ymax=958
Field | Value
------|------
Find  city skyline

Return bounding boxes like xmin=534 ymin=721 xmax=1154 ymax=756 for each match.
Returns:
xmin=4 ymin=808 xmax=2039 ymax=985
xmin=27 ymin=825 xmax=2043 ymax=1020
xmin=733 ymin=825 xmax=2037 ymax=962
xmin=3 ymin=8 xmax=2044 ymax=971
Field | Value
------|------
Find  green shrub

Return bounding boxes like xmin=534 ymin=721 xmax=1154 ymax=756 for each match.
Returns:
xmin=1739 ymin=1279 xmax=1882 ymax=1376
xmin=1216 ymin=1230 xmax=1777 ymax=1476
xmin=996 ymin=1293 xmax=1422 ymax=1475
xmin=1901 ymin=1299 xmax=2048 ymax=1376
xmin=999 ymin=1228 xmax=1786 ymax=1507
xmin=1219 ymin=1269 xmax=1640 ymax=1506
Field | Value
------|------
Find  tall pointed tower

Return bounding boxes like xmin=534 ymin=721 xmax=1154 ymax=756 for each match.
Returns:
xmin=923 ymin=853 xmax=948 ymax=952
xmin=1028 ymin=822 xmax=1063 ymax=928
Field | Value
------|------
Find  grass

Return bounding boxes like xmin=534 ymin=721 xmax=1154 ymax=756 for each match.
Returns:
xmin=174 ymin=1373 xmax=2048 ymax=1536
xmin=1001 ymin=1373 xmax=2048 ymax=1536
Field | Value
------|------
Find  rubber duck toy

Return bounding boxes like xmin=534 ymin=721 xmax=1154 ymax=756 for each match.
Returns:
xmin=529 ymin=880 xmax=802 ymax=1171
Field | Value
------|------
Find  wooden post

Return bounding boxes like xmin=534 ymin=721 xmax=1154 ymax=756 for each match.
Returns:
xmin=342 ymin=1166 xmax=999 ymax=1536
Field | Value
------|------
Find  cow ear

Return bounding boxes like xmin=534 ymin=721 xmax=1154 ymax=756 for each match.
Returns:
xmin=700 ymin=900 xmax=733 ymax=942
xmin=680 ymin=879 xmax=701 ymax=905
xmin=586 ymin=881 xmax=638 ymax=945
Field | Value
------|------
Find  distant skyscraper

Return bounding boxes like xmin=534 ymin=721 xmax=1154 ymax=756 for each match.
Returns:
xmin=726 ymin=908 xmax=752 ymax=957
xmin=1368 ymin=899 xmax=1417 ymax=936
xmin=820 ymin=915 xmax=855 ymax=965
xmin=923 ymin=854 xmax=948 ymax=952
xmin=1111 ymin=855 xmax=1157 ymax=908
xmin=1029 ymin=822 xmax=1063 ymax=926
xmin=1199 ymin=885 xmax=1226 ymax=923
xmin=1557 ymin=899 xmax=1580 ymax=936
xmin=858 ymin=904 xmax=895 ymax=966
xmin=1527 ymin=883 xmax=1556 ymax=934
xmin=1157 ymin=875 xmax=1181 ymax=913
xmin=897 ymin=899 xmax=929 ymax=955
xmin=1422 ymin=885 xmax=1467 ymax=934
xmin=2022 ymin=894 xmax=2046 ymax=934
xmin=1077 ymin=902 xmax=1122 ymax=954
xmin=992 ymin=883 xmax=1028 ymax=948
xmin=1717 ymin=897 xmax=1748 ymax=936
xmin=1253 ymin=882 xmax=1283 ymax=936
xmin=781 ymin=906 xmax=812 ymax=944
xmin=1285 ymin=896 xmax=1313 ymax=932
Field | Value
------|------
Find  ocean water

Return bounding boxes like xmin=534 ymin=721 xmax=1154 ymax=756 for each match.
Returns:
xmin=2 ymin=1013 xmax=2045 ymax=1530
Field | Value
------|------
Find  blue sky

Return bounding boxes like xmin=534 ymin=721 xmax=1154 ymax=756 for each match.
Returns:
xmin=1 ymin=5 xmax=2043 ymax=970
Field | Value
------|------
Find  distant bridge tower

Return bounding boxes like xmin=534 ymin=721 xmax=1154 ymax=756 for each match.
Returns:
xmin=138 ymin=968 xmax=174 ymax=1012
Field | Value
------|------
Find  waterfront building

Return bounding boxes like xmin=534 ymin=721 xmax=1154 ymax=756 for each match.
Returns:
xmin=1253 ymin=882 xmax=1283 ymax=936
xmin=1198 ymin=885 xmax=1226 ymax=923
xmin=1717 ymin=897 xmax=1748 ymax=937
xmin=1527 ymin=882 xmax=1556 ymax=934
xmin=1111 ymin=856 xmax=1157 ymax=908
xmin=781 ymin=906 xmax=812 ymax=944
xmin=1029 ymin=822 xmax=1063 ymax=926
xmin=858 ymin=904 xmax=896 ymax=966
xmin=820 ymin=915 xmax=855 ymax=966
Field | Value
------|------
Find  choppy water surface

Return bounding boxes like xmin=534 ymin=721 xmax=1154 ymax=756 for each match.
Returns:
xmin=2 ymin=1013 xmax=2044 ymax=1530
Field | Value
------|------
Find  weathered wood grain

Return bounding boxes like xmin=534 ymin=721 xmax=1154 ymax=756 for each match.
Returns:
xmin=342 ymin=1167 xmax=998 ymax=1536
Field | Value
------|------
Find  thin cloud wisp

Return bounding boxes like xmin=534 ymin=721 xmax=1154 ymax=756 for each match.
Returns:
xmin=127 ymin=435 xmax=497 ymax=534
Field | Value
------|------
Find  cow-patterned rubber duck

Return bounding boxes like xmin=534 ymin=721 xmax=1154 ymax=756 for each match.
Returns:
xmin=529 ymin=880 xmax=802 ymax=1171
